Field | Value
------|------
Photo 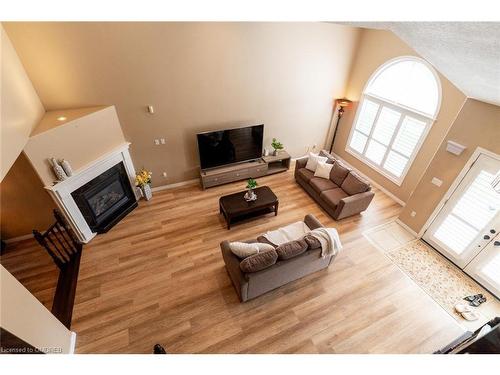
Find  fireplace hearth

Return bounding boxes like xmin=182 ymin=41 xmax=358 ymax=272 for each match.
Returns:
xmin=71 ymin=162 xmax=137 ymax=233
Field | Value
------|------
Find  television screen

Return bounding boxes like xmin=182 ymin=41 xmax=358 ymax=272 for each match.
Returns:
xmin=197 ymin=124 xmax=264 ymax=170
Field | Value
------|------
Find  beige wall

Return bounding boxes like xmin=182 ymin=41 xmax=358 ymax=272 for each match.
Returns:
xmin=399 ymin=99 xmax=500 ymax=233
xmin=0 ymin=265 xmax=74 ymax=353
xmin=24 ymin=106 xmax=127 ymax=186
xmin=4 ymin=22 xmax=361 ymax=187
xmin=0 ymin=24 xmax=45 ymax=181
xmin=0 ymin=152 xmax=56 ymax=239
xmin=332 ymin=29 xmax=467 ymax=203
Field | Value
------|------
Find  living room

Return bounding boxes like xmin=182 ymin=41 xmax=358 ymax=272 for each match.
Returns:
xmin=1 ymin=0 xmax=499 ymax=371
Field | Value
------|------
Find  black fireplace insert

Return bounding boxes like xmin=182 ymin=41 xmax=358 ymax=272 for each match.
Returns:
xmin=71 ymin=162 xmax=138 ymax=233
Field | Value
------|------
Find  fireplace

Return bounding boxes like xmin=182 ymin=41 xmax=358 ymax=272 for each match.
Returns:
xmin=71 ymin=162 xmax=137 ymax=233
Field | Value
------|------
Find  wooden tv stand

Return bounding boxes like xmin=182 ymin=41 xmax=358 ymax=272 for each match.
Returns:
xmin=199 ymin=151 xmax=291 ymax=189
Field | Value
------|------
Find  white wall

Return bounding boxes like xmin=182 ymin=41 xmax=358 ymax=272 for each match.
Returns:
xmin=0 ymin=23 xmax=45 ymax=181
xmin=0 ymin=265 xmax=75 ymax=353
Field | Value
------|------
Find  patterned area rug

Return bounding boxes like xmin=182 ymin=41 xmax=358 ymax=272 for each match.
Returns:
xmin=364 ymin=221 xmax=500 ymax=331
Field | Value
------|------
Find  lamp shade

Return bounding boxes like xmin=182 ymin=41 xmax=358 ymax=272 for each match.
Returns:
xmin=336 ymin=98 xmax=352 ymax=107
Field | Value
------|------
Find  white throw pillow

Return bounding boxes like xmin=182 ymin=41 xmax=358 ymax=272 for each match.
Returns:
xmin=305 ymin=152 xmax=328 ymax=172
xmin=229 ymin=241 xmax=275 ymax=258
xmin=314 ymin=161 xmax=333 ymax=179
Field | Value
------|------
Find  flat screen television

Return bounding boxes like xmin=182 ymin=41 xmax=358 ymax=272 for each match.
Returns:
xmin=197 ymin=124 xmax=264 ymax=170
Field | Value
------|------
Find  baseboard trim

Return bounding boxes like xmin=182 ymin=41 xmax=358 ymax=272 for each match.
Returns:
xmin=151 ymin=178 xmax=199 ymax=192
xmin=69 ymin=331 xmax=77 ymax=354
xmin=395 ymin=218 xmax=419 ymax=238
xmin=4 ymin=233 xmax=34 ymax=244
xmin=330 ymin=152 xmax=406 ymax=207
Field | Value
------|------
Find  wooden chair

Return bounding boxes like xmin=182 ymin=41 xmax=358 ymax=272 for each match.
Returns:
xmin=33 ymin=209 xmax=83 ymax=329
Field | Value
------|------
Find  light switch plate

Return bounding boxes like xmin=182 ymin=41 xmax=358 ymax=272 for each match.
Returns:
xmin=431 ymin=177 xmax=443 ymax=187
xmin=160 ymin=138 xmax=166 ymax=144
xmin=154 ymin=139 xmax=160 ymax=145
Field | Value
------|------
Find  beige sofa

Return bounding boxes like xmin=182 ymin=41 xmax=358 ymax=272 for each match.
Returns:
xmin=220 ymin=214 xmax=335 ymax=302
xmin=295 ymin=150 xmax=374 ymax=220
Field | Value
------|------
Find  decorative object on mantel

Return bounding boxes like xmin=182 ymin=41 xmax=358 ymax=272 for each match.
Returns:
xmin=60 ymin=159 xmax=73 ymax=177
xmin=271 ymin=138 xmax=284 ymax=156
xmin=135 ymin=169 xmax=153 ymax=201
xmin=329 ymin=98 xmax=352 ymax=153
xmin=50 ymin=157 xmax=68 ymax=181
xmin=244 ymin=178 xmax=258 ymax=202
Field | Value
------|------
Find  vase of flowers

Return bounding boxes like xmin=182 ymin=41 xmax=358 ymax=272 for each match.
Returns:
xmin=244 ymin=178 xmax=258 ymax=202
xmin=271 ymin=138 xmax=284 ymax=156
xmin=135 ymin=169 xmax=153 ymax=201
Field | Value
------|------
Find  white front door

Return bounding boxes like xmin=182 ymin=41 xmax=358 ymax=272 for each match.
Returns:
xmin=464 ymin=231 xmax=500 ymax=298
xmin=423 ymin=153 xmax=500 ymax=269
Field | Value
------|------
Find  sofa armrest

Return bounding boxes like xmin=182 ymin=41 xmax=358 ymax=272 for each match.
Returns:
xmin=220 ymin=241 xmax=248 ymax=301
xmin=295 ymin=157 xmax=308 ymax=173
xmin=319 ymin=149 xmax=336 ymax=163
xmin=304 ymin=214 xmax=323 ymax=230
xmin=334 ymin=191 xmax=375 ymax=220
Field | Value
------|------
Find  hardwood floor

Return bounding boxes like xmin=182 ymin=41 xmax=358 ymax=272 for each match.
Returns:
xmin=1 ymin=167 xmax=465 ymax=353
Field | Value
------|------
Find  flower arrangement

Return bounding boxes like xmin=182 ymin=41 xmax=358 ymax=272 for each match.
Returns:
xmin=135 ymin=169 xmax=152 ymax=187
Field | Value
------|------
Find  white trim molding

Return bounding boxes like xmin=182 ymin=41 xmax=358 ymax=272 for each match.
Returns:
xmin=395 ymin=218 xmax=419 ymax=238
xmin=151 ymin=178 xmax=199 ymax=192
xmin=331 ymin=152 xmax=406 ymax=206
xmin=44 ymin=142 xmax=138 ymax=243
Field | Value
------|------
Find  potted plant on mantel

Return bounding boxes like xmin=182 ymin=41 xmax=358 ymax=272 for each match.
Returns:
xmin=244 ymin=178 xmax=258 ymax=202
xmin=271 ymin=138 xmax=284 ymax=156
xmin=135 ymin=169 xmax=153 ymax=201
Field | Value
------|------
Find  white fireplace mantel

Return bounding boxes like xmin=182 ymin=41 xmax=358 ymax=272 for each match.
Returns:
xmin=45 ymin=142 xmax=138 ymax=243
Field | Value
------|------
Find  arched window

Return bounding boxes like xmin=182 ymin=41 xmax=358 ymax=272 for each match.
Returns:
xmin=346 ymin=56 xmax=441 ymax=185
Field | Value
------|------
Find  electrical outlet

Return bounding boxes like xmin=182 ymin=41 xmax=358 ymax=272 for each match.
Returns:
xmin=431 ymin=177 xmax=443 ymax=187
xmin=160 ymin=138 xmax=166 ymax=144
xmin=154 ymin=139 xmax=160 ymax=145
xmin=410 ymin=211 xmax=417 ymax=218
xmin=162 ymin=172 xmax=167 ymax=178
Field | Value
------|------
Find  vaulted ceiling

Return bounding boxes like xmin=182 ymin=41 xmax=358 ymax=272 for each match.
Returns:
xmin=350 ymin=22 xmax=500 ymax=106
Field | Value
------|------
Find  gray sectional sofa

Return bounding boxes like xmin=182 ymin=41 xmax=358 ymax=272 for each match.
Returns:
xmin=295 ymin=150 xmax=375 ymax=220
xmin=220 ymin=214 xmax=335 ymax=302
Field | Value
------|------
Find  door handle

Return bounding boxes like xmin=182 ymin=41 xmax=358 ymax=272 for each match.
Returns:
xmin=494 ymin=241 xmax=500 ymax=247
xmin=490 ymin=229 xmax=496 ymax=234
xmin=483 ymin=235 xmax=491 ymax=240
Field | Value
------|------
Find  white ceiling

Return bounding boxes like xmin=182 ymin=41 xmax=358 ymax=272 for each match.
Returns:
xmin=350 ymin=22 xmax=500 ymax=106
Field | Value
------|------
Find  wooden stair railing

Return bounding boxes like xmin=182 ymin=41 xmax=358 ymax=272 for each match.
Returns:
xmin=33 ymin=209 xmax=83 ymax=329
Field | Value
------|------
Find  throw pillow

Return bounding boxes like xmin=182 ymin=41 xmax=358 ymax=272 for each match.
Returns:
xmin=240 ymin=249 xmax=278 ymax=273
xmin=257 ymin=236 xmax=277 ymax=248
xmin=229 ymin=241 xmax=275 ymax=259
xmin=330 ymin=160 xmax=351 ymax=186
xmin=304 ymin=235 xmax=322 ymax=250
xmin=341 ymin=172 xmax=370 ymax=195
xmin=314 ymin=161 xmax=334 ymax=179
xmin=305 ymin=152 xmax=328 ymax=172
xmin=275 ymin=239 xmax=308 ymax=260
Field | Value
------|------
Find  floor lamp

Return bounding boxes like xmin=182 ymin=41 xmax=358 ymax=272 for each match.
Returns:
xmin=329 ymin=98 xmax=352 ymax=154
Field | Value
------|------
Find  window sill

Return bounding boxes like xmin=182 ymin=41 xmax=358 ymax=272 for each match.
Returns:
xmin=345 ymin=148 xmax=404 ymax=187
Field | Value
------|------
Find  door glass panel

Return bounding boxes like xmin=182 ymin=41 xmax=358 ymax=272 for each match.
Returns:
xmin=433 ymin=215 xmax=479 ymax=254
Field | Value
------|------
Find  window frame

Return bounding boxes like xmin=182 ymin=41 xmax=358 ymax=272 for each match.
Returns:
xmin=345 ymin=56 xmax=442 ymax=186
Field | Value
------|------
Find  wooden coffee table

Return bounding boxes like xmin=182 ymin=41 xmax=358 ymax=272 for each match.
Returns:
xmin=219 ymin=186 xmax=279 ymax=229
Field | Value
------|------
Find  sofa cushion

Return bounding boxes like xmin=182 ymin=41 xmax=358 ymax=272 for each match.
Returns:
xmin=304 ymin=235 xmax=322 ymax=250
xmin=296 ymin=167 xmax=315 ymax=182
xmin=330 ymin=161 xmax=351 ymax=186
xmin=320 ymin=188 xmax=348 ymax=208
xmin=229 ymin=241 xmax=275 ymax=259
xmin=310 ymin=177 xmax=338 ymax=194
xmin=341 ymin=171 xmax=370 ymax=195
xmin=240 ymin=249 xmax=278 ymax=273
xmin=314 ymin=161 xmax=334 ymax=179
xmin=305 ymin=152 xmax=328 ymax=172
xmin=275 ymin=239 xmax=308 ymax=260
xmin=256 ymin=236 xmax=277 ymax=248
